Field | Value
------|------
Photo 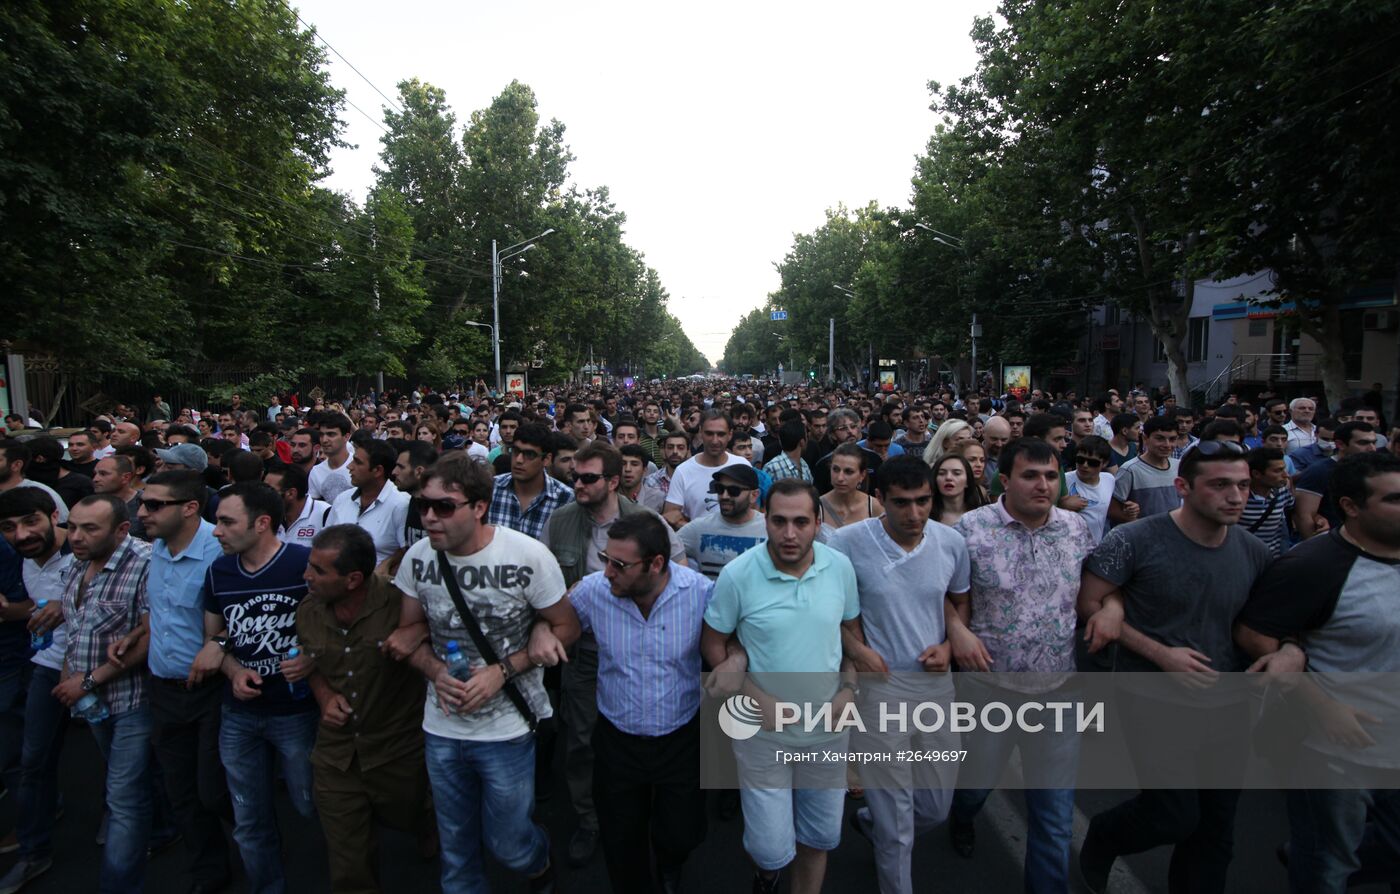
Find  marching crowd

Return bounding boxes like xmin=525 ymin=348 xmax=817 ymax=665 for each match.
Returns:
xmin=0 ymin=380 xmax=1398 ymax=894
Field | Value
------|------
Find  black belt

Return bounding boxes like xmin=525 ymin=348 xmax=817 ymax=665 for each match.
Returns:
xmin=151 ymin=675 xmax=219 ymax=689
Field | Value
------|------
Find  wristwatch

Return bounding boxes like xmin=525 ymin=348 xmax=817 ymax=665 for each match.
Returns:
xmin=499 ymin=661 xmax=515 ymax=684
xmin=81 ymin=671 xmax=98 ymax=693
xmin=211 ymin=635 xmax=234 ymax=653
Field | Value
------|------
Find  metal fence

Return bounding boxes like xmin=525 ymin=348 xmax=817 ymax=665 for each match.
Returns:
xmin=21 ymin=354 xmax=409 ymax=426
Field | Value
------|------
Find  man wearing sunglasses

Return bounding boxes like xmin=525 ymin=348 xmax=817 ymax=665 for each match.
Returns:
xmin=1065 ymin=436 xmax=1115 ymax=544
xmin=677 ymin=466 xmax=768 ymax=580
xmin=531 ymin=512 xmax=714 ymax=893
xmin=542 ymin=441 xmax=686 ymax=868
xmin=389 ymin=453 xmax=578 ymax=893
xmin=127 ymin=470 xmax=233 ymax=892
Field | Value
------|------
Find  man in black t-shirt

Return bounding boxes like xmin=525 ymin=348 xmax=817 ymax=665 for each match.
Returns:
xmin=1294 ymin=421 xmax=1378 ymax=539
xmin=1076 ymin=443 xmax=1272 ymax=894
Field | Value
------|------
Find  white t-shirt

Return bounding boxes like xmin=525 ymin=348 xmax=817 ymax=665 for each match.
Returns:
xmin=677 ymin=510 xmax=768 ymax=580
xmin=392 ymin=528 xmax=566 ymax=742
xmin=23 ymin=549 xmax=75 ymax=671
xmin=663 ymin=453 xmax=751 ymax=521
xmin=307 ymin=455 xmax=353 ymax=503
xmin=1065 ymin=470 xmax=1115 ymax=544
xmin=277 ymin=498 xmax=333 ymax=549
xmin=466 ymin=441 xmax=490 ymax=464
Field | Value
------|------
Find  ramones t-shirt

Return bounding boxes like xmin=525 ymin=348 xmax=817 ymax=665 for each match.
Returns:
xmin=393 ymin=527 xmax=566 ymax=742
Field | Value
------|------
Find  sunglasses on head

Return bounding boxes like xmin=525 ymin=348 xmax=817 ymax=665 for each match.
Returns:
xmin=410 ymin=496 xmax=471 ymax=518
xmin=1187 ymin=440 xmax=1245 ymax=457
xmin=708 ymin=483 xmax=752 ymax=497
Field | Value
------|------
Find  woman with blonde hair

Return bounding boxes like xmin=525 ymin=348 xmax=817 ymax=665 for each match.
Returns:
xmin=922 ymin=418 xmax=975 ymax=468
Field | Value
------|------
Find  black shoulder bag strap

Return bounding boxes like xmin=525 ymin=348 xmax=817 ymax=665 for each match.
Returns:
xmin=1248 ymin=491 xmax=1282 ymax=534
xmin=435 ymin=549 xmax=538 ymax=732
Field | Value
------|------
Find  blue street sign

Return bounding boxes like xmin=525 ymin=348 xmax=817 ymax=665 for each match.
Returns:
xmin=770 ymin=310 xmax=788 ymax=321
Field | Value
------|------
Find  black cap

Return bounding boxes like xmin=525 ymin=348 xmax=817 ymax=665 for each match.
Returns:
xmin=711 ymin=464 xmax=759 ymax=490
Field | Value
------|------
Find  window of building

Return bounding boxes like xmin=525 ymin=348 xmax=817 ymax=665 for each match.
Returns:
xmin=1248 ymin=318 xmax=1267 ymax=338
xmin=1188 ymin=316 xmax=1210 ymax=363
xmin=1152 ymin=316 xmax=1211 ymax=363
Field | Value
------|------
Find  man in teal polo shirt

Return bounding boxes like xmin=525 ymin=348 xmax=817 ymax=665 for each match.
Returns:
xmin=702 ymin=478 xmax=861 ymax=894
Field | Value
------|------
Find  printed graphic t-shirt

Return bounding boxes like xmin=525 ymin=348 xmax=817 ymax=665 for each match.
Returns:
xmin=393 ymin=527 xmax=566 ymax=742
xmin=202 ymin=543 xmax=315 ymax=715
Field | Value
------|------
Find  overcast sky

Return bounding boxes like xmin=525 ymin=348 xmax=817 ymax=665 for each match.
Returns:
xmin=295 ymin=0 xmax=992 ymax=364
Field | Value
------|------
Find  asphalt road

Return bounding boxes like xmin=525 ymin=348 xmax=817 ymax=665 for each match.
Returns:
xmin=1 ymin=719 xmax=1391 ymax=893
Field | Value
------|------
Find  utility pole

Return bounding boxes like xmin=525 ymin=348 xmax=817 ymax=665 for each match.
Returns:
xmin=490 ymin=238 xmax=501 ymax=395
xmin=970 ymin=313 xmax=981 ymax=392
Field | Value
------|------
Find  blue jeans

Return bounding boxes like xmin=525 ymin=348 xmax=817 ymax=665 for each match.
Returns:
xmin=0 ymin=662 xmax=30 ymax=786
xmin=951 ymin=680 xmax=1080 ymax=894
xmin=89 ymin=704 xmax=154 ymax=894
xmin=17 ymin=665 xmax=69 ymax=861
xmin=219 ymin=708 xmax=318 ymax=894
xmin=424 ymin=732 xmax=549 ymax=894
xmin=1287 ymin=780 xmax=1400 ymax=893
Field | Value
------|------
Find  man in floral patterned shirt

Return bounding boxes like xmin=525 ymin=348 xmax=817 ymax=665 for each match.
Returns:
xmin=944 ymin=438 xmax=1095 ymax=894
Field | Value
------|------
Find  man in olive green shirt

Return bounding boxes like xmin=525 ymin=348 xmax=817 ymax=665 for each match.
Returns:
xmin=293 ymin=525 xmax=433 ymax=893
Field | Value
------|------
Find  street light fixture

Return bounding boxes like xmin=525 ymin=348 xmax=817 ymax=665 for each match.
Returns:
xmin=492 ymin=228 xmax=555 ymax=393
xmin=915 ymin=223 xmax=980 ymax=388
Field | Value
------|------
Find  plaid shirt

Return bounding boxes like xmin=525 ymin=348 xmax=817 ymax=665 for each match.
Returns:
xmin=487 ymin=472 xmax=573 ymax=541
xmin=62 ymin=535 xmax=151 ymax=715
xmin=763 ymin=452 xmax=813 ymax=483
xmin=1171 ymin=436 xmax=1199 ymax=460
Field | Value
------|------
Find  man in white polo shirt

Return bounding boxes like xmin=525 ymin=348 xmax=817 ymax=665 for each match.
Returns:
xmin=266 ymin=465 xmax=332 ymax=549
xmin=327 ymin=440 xmax=408 ymax=568
xmin=308 ymin=414 xmax=354 ymax=503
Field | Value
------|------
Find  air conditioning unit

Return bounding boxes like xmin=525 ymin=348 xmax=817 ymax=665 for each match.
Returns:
xmin=1363 ymin=310 xmax=1398 ymax=331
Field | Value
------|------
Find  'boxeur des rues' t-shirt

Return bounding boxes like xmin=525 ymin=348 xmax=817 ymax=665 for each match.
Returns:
xmin=202 ymin=543 xmax=315 ymax=715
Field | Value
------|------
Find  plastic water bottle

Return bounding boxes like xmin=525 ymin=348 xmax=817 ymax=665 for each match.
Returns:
xmin=72 ymin=692 xmax=110 ymax=723
xmin=285 ymin=647 xmax=310 ymax=700
xmin=444 ymin=640 xmax=473 ymax=681
xmin=30 ymin=600 xmax=53 ymax=651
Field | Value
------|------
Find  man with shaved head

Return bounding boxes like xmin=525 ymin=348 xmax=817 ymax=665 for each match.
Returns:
xmin=981 ymin=416 xmax=1012 ymax=481
xmin=111 ymin=421 xmax=143 ymax=450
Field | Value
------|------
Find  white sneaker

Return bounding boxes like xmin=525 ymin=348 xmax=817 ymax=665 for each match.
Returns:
xmin=0 ymin=858 xmax=53 ymax=894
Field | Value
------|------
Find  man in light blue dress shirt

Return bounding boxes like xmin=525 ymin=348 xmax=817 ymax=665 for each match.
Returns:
xmin=133 ymin=470 xmax=232 ymax=891
xmin=534 ymin=512 xmax=714 ymax=894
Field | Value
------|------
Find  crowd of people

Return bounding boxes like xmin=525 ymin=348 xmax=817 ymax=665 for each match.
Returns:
xmin=0 ymin=378 xmax=1398 ymax=894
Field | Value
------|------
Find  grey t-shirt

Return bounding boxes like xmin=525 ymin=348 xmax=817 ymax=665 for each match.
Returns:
xmin=677 ymin=510 xmax=768 ymax=580
xmin=1085 ymin=512 xmax=1271 ymax=674
xmin=827 ymin=518 xmax=971 ymax=673
xmin=1112 ymin=456 xmax=1181 ymax=520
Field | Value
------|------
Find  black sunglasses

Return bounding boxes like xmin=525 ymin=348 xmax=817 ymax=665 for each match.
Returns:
xmin=574 ymin=472 xmax=606 ymax=485
xmin=596 ymin=550 xmax=651 ymax=572
xmin=139 ymin=498 xmax=190 ymax=513
xmin=1076 ymin=456 xmax=1105 ymax=468
xmin=708 ymin=483 xmax=752 ymax=497
xmin=510 ymin=446 xmax=543 ymax=460
xmin=411 ymin=496 xmax=471 ymax=518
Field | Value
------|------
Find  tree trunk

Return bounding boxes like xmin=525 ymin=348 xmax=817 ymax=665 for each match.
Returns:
xmin=1147 ymin=283 xmax=1192 ymax=405
xmin=1304 ymin=301 xmax=1350 ymax=412
xmin=40 ymin=372 xmax=69 ymax=429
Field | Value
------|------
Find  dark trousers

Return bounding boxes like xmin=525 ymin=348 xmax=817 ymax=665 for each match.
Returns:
xmin=592 ymin=712 xmax=706 ymax=893
xmin=561 ymin=636 xmax=600 ymax=832
xmin=149 ymin=677 xmax=231 ymax=885
xmin=1087 ymin=695 xmax=1247 ymax=894
xmin=314 ymin=749 xmax=434 ymax=894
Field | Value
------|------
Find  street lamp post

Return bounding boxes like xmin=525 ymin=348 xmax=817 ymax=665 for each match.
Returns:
xmin=915 ymin=224 xmax=976 ymax=390
xmin=833 ymin=284 xmax=869 ymax=390
xmin=491 ymin=228 xmax=555 ymax=394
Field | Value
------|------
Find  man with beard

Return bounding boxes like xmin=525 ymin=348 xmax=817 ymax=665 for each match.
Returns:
xmin=531 ymin=513 xmax=714 ymax=893
xmin=394 ymin=441 xmax=438 ymax=551
xmin=663 ymin=412 xmax=751 ymax=529
xmin=549 ymin=433 xmax=578 ymax=486
xmin=0 ymin=489 xmax=73 ymax=891
xmin=543 ymin=442 xmax=685 ymax=868
xmin=677 ymin=466 xmax=768 ymax=579
xmin=287 ymin=427 xmax=321 ymax=477
xmin=645 ymin=431 xmax=690 ymax=499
